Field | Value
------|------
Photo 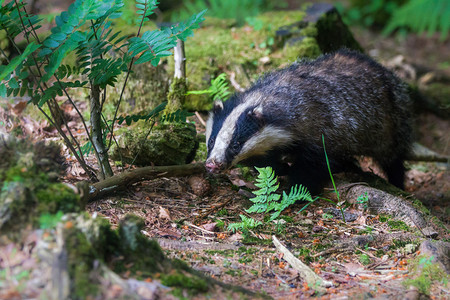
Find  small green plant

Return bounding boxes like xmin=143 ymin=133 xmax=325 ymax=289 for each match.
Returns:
xmin=359 ymin=253 xmax=371 ymax=265
xmin=227 ymin=166 xmax=314 ymax=234
xmin=186 ymin=73 xmax=231 ymax=101
xmin=319 ymin=134 xmax=349 ymax=221
xmin=384 ymin=0 xmax=450 ymax=40
xmin=356 ymin=191 xmax=369 ymax=209
xmin=227 ymin=214 xmax=263 ymax=233
xmin=39 ymin=211 xmax=64 ymax=229
xmin=0 ymin=0 xmax=206 ymax=180
xmin=246 ymin=167 xmax=313 ymax=221
xmin=322 ymin=213 xmax=334 ymax=219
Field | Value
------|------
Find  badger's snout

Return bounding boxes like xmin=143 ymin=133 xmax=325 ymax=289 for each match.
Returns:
xmin=205 ymin=160 xmax=224 ymax=173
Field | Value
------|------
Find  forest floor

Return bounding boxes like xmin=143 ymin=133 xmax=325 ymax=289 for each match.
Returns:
xmin=85 ymin=27 xmax=449 ymax=299
xmin=1 ymin=2 xmax=449 ymax=299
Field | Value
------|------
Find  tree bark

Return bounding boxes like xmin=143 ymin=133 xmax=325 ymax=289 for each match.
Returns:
xmin=90 ymin=83 xmax=113 ymax=179
xmin=88 ymin=163 xmax=205 ymax=201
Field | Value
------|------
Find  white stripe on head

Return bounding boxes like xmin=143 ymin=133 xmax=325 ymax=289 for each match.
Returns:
xmin=208 ymin=92 xmax=264 ymax=165
xmin=232 ymin=125 xmax=293 ymax=165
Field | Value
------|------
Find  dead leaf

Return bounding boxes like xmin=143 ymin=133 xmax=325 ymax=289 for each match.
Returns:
xmin=12 ymin=101 xmax=28 ymax=115
xmin=158 ymin=206 xmax=171 ymax=220
xmin=227 ymin=233 xmax=243 ymax=242
xmin=355 ymin=215 xmax=367 ymax=226
xmin=200 ymin=222 xmax=217 ymax=232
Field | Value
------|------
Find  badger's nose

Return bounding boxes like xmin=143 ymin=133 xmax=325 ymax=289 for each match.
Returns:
xmin=205 ymin=161 xmax=223 ymax=173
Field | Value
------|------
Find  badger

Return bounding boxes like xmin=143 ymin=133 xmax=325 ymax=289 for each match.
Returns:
xmin=205 ymin=49 xmax=413 ymax=194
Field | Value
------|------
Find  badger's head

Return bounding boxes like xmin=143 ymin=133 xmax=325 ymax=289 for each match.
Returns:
xmin=205 ymin=94 xmax=294 ymax=173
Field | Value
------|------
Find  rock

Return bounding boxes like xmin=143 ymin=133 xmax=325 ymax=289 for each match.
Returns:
xmin=111 ymin=122 xmax=198 ymax=166
xmin=188 ymin=175 xmax=211 ymax=197
xmin=419 ymin=240 xmax=450 ymax=273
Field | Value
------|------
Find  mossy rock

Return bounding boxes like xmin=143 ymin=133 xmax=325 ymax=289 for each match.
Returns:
xmin=111 ymin=122 xmax=198 ymax=166
xmin=35 ymin=213 xmax=241 ymax=299
xmin=181 ymin=4 xmax=362 ymax=111
xmin=0 ymin=138 xmax=82 ymax=239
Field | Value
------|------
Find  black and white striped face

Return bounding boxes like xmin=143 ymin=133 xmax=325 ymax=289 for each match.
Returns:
xmin=205 ymin=94 xmax=293 ymax=173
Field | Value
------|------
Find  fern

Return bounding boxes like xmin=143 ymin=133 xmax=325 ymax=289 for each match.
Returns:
xmin=245 ymin=167 xmax=313 ymax=219
xmin=227 ymin=214 xmax=263 ymax=232
xmin=128 ymin=9 xmax=206 ymax=66
xmin=269 ymin=185 xmax=312 ymax=221
xmin=245 ymin=167 xmax=280 ymax=213
xmin=384 ymin=0 xmax=450 ymax=40
xmin=135 ymin=0 xmax=158 ymax=24
xmin=0 ymin=0 xmax=205 ymax=179
xmin=117 ymin=101 xmax=167 ymax=125
xmin=186 ymin=73 xmax=231 ymax=101
xmin=228 ymin=167 xmax=313 ymax=234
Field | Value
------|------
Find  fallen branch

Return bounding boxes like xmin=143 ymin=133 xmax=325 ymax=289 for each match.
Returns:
xmin=408 ymin=142 xmax=449 ymax=163
xmin=337 ymin=183 xmax=438 ymax=238
xmin=272 ymin=235 xmax=333 ymax=292
xmin=88 ymin=163 xmax=205 ymax=202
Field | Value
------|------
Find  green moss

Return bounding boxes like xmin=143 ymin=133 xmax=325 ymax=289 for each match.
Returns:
xmin=36 ymin=183 xmax=82 ymax=214
xmin=403 ymin=255 xmax=448 ymax=295
xmin=161 ymin=270 xmax=209 ymax=293
xmin=182 ymin=11 xmax=307 ymax=110
xmin=296 ymin=37 xmax=321 ymax=59
xmin=238 ymin=247 xmax=258 ymax=255
xmin=359 ymin=254 xmax=371 ymax=265
xmin=64 ymin=226 xmax=100 ymax=299
xmin=165 ymin=77 xmax=187 ymax=114
xmin=111 ymin=122 xmax=198 ymax=166
xmin=387 ymin=220 xmax=410 ymax=231
xmin=194 ymin=140 xmax=207 ymax=162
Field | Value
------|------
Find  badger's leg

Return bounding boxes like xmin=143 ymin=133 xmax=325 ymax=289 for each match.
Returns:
xmin=382 ymin=158 xmax=406 ymax=189
xmin=288 ymin=147 xmax=357 ymax=195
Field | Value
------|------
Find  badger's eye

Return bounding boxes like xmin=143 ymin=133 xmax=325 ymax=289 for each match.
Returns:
xmin=230 ymin=142 xmax=240 ymax=153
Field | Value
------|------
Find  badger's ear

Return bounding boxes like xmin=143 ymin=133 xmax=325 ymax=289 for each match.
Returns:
xmin=248 ymin=106 xmax=264 ymax=122
xmin=212 ymin=101 xmax=224 ymax=114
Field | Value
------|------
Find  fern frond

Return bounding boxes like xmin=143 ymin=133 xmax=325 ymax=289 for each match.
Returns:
xmin=117 ymin=102 xmax=167 ymax=125
xmin=245 ymin=203 xmax=268 ymax=213
xmin=135 ymin=0 xmax=158 ymax=24
xmin=127 ymin=29 xmax=175 ymax=66
xmin=38 ymin=0 xmax=121 ymax=80
xmin=227 ymin=215 xmax=262 ymax=232
xmin=169 ymin=9 xmax=207 ymax=41
xmin=384 ymin=0 xmax=450 ymax=40
xmin=160 ymin=109 xmax=194 ymax=123
xmin=0 ymin=42 xmax=40 ymax=81
xmin=88 ymin=57 xmax=128 ymax=88
xmin=186 ymin=73 xmax=231 ymax=101
xmin=0 ymin=1 xmax=42 ymax=40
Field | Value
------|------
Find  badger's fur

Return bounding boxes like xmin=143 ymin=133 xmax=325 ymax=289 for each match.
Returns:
xmin=205 ymin=49 xmax=413 ymax=194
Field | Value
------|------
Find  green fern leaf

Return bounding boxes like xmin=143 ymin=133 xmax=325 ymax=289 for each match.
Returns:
xmin=169 ymin=9 xmax=207 ymax=41
xmin=0 ymin=42 xmax=40 ymax=81
xmin=135 ymin=0 xmax=158 ymax=22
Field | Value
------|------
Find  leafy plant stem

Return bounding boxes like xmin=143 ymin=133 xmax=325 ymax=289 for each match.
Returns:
xmin=108 ymin=1 xmax=148 ymax=149
xmin=322 ymin=134 xmax=345 ymax=222
xmin=12 ymin=1 xmax=97 ymax=179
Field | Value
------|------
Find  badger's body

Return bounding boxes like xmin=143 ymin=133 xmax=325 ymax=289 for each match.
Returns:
xmin=205 ymin=49 xmax=413 ymax=194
